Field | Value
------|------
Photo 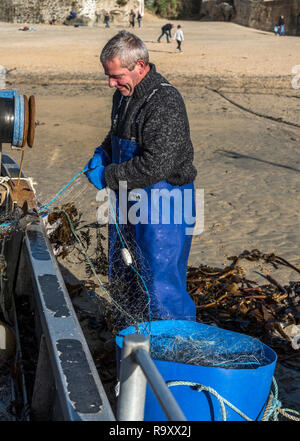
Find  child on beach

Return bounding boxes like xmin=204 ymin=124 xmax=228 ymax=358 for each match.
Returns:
xmin=174 ymin=25 xmax=184 ymax=52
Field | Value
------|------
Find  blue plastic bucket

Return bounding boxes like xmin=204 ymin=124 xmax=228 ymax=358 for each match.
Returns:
xmin=116 ymin=320 xmax=277 ymax=421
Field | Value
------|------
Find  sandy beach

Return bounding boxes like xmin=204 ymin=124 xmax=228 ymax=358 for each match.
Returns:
xmin=0 ymin=17 xmax=300 ymax=415
xmin=1 ymin=18 xmax=299 ymax=278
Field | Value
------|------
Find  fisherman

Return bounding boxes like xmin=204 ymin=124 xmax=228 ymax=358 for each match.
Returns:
xmin=84 ymin=31 xmax=197 ymax=323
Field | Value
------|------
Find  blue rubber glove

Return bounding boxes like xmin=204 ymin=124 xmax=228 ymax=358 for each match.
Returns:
xmin=85 ymin=164 xmax=107 ymax=190
xmin=84 ymin=147 xmax=110 ymax=172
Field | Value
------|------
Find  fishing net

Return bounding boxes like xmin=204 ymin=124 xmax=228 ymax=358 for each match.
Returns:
xmin=36 ymin=171 xmax=155 ymax=336
xmin=149 ymin=330 xmax=271 ymax=369
xmin=0 ymin=170 xmax=285 ymax=372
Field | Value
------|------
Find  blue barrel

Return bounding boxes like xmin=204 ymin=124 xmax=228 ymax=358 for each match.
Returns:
xmin=116 ymin=320 xmax=277 ymax=421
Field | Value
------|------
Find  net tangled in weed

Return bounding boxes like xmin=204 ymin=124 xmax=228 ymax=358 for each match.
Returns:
xmin=37 ymin=172 xmax=154 ymax=335
xmin=0 ymin=182 xmax=39 ymax=239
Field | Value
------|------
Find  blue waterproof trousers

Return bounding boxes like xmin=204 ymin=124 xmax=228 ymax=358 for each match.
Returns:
xmin=108 ymin=134 xmax=196 ymax=325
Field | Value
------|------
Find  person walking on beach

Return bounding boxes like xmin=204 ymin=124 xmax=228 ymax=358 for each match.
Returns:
xmin=84 ymin=31 xmax=197 ymax=323
xmin=174 ymin=25 xmax=184 ymax=52
xmin=129 ymin=10 xmax=136 ymax=28
xmin=273 ymin=24 xmax=279 ymax=35
xmin=137 ymin=11 xmax=142 ymax=28
xmin=104 ymin=12 xmax=110 ymax=28
xmin=157 ymin=23 xmax=174 ymax=43
xmin=278 ymin=15 xmax=285 ymax=36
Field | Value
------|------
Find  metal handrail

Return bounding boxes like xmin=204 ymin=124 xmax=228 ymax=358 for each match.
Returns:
xmin=117 ymin=334 xmax=187 ymax=421
xmin=1 ymin=153 xmax=115 ymax=421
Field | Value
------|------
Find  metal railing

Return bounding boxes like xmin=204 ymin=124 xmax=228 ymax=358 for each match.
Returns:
xmin=21 ymin=223 xmax=115 ymax=421
xmin=117 ymin=334 xmax=187 ymax=421
xmin=1 ymin=153 xmax=115 ymax=421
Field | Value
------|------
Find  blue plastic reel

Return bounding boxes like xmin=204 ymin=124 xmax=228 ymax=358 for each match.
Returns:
xmin=0 ymin=89 xmax=27 ymax=148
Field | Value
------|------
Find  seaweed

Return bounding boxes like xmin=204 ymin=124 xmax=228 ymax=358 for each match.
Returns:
xmin=188 ymin=249 xmax=300 ymax=360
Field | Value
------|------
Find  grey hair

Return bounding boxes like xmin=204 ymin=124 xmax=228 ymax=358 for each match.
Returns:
xmin=100 ymin=31 xmax=149 ymax=71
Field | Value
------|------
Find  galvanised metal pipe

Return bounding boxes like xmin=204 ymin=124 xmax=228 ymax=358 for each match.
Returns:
xmin=117 ymin=334 xmax=149 ymax=421
xmin=133 ymin=347 xmax=187 ymax=421
xmin=117 ymin=334 xmax=187 ymax=421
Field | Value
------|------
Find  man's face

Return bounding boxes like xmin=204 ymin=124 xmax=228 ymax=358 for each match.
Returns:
xmin=102 ymin=57 xmax=145 ymax=96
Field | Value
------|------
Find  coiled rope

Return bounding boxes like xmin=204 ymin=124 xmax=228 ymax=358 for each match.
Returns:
xmin=166 ymin=377 xmax=300 ymax=421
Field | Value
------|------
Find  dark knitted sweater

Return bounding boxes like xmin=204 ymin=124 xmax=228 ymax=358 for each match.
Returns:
xmin=103 ymin=63 xmax=197 ymax=191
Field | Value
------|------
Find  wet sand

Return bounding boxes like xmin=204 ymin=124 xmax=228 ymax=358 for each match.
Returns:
xmin=0 ymin=18 xmax=300 ymax=416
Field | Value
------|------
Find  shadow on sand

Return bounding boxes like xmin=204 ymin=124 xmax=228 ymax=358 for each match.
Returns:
xmin=216 ymin=149 xmax=300 ymax=174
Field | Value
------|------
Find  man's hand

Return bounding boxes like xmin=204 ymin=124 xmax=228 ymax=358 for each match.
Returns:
xmin=84 ymin=147 xmax=110 ymax=189
xmin=84 ymin=164 xmax=106 ymax=190
xmin=84 ymin=147 xmax=110 ymax=172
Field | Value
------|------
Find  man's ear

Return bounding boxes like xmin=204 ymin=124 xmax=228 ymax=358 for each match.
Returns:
xmin=136 ymin=59 xmax=147 ymax=75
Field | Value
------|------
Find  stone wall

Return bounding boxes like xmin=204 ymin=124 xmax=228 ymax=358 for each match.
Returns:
xmin=176 ymin=0 xmax=202 ymax=18
xmin=200 ymin=0 xmax=300 ymax=35
xmin=144 ymin=0 xmax=202 ymax=19
xmin=200 ymin=0 xmax=235 ymax=21
xmin=1 ymin=0 xmax=299 ymax=34
xmin=0 ymin=0 xmax=140 ymax=25
xmin=233 ymin=0 xmax=300 ymax=35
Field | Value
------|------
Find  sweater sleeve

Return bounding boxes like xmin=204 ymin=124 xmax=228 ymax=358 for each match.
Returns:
xmin=97 ymin=91 xmax=120 ymax=161
xmin=104 ymin=87 xmax=192 ymax=190
xmin=100 ymin=132 xmax=112 ymax=160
